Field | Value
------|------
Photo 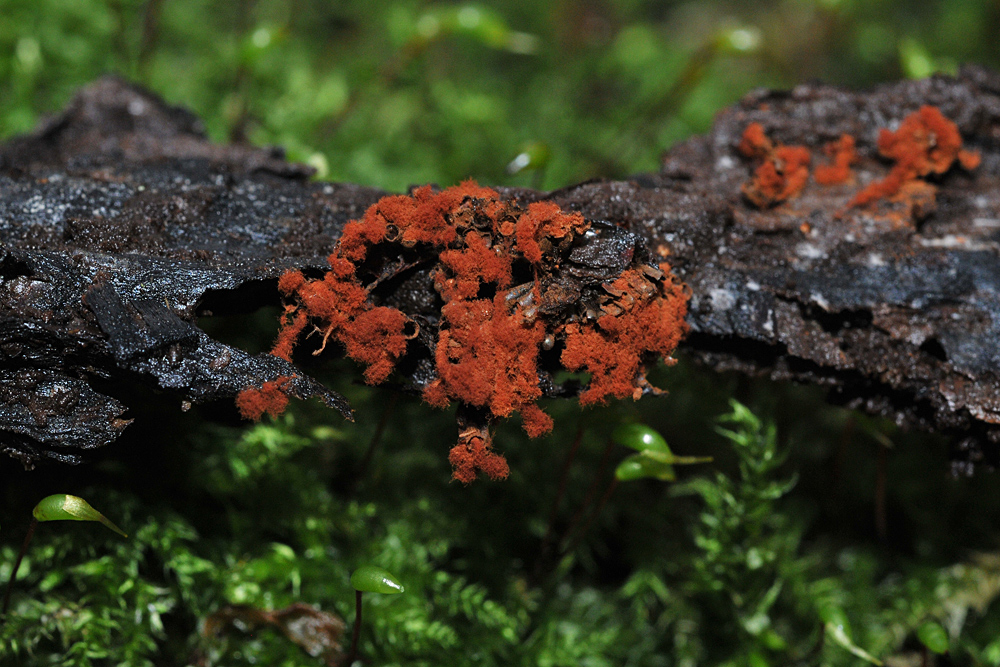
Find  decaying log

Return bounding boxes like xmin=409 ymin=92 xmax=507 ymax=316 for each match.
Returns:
xmin=2 ymin=70 xmax=999 ymax=472
xmin=0 ymin=77 xmax=368 ymax=466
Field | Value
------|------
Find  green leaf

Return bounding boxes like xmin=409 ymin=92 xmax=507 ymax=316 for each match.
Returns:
xmin=916 ymin=621 xmax=949 ymax=654
xmin=350 ymin=565 xmax=405 ymax=594
xmin=825 ymin=621 xmax=883 ymax=666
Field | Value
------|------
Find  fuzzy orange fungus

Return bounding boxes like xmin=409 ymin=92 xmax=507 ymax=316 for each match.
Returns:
xmin=813 ymin=134 xmax=857 ymax=185
xmin=737 ymin=122 xmax=772 ymax=159
xmin=240 ymin=181 xmax=689 ymax=482
xmin=850 ymin=106 xmax=980 ymax=208
xmin=449 ymin=425 xmax=510 ymax=483
xmin=515 ymin=201 xmax=587 ymax=264
xmin=236 ymin=377 xmax=292 ymax=421
xmin=427 ymin=294 xmax=547 ymax=419
xmin=561 ymin=267 xmax=688 ymax=405
xmin=738 ymin=123 xmax=812 ymax=207
xmin=520 ymin=403 xmax=555 ymax=439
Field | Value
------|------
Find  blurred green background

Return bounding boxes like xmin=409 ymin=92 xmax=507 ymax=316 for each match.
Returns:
xmin=2 ymin=0 xmax=998 ymax=192
xmin=4 ymin=1 xmax=1000 ymax=666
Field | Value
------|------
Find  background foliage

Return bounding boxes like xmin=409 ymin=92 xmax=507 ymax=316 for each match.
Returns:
xmin=3 ymin=0 xmax=1000 ymax=665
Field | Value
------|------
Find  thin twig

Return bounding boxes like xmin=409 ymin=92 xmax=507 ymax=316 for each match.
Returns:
xmin=346 ymin=589 xmax=363 ymax=665
xmin=356 ymin=393 xmax=399 ymax=483
xmin=875 ymin=443 xmax=888 ymax=543
xmin=534 ymin=425 xmax=584 ymax=576
xmin=2 ymin=517 xmax=38 ymax=620
xmin=561 ymin=477 xmax=619 ymax=558
xmin=833 ymin=414 xmax=855 ymax=489
xmin=556 ymin=439 xmax=615 ymax=556
xmin=137 ymin=0 xmax=164 ymax=79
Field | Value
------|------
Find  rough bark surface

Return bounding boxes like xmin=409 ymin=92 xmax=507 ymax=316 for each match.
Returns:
xmin=2 ymin=70 xmax=1000 ymax=471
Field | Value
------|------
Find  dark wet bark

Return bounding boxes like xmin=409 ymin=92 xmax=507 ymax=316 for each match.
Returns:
xmin=2 ymin=70 xmax=999 ymax=471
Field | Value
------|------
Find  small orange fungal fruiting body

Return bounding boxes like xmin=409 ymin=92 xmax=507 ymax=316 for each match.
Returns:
xmin=813 ymin=134 xmax=857 ymax=186
xmin=238 ymin=181 xmax=689 ymax=483
xmin=449 ymin=424 xmax=511 ymax=484
xmin=849 ymin=105 xmax=980 ymax=208
xmin=738 ymin=123 xmax=812 ymax=208
xmin=236 ymin=376 xmax=292 ymax=421
xmin=737 ymin=106 xmax=979 ymax=218
xmin=737 ymin=122 xmax=771 ymax=159
xmin=561 ymin=266 xmax=687 ymax=406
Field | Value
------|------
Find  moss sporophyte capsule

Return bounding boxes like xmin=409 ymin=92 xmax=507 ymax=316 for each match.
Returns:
xmin=32 ymin=494 xmax=128 ymax=536
xmin=612 ymin=423 xmax=670 ymax=453
xmin=347 ymin=565 xmax=405 ymax=663
xmin=612 ymin=424 xmax=712 ymax=482
xmin=616 ymin=453 xmax=677 ymax=481
xmin=350 ymin=565 xmax=405 ymax=594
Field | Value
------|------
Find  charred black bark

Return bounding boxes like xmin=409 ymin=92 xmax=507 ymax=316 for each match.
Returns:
xmin=2 ymin=70 xmax=1000 ymax=471
xmin=0 ymin=77 xmax=368 ymax=466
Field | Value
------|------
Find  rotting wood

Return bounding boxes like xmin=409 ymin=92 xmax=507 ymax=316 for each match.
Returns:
xmin=1 ymin=70 xmax=999 ymax=472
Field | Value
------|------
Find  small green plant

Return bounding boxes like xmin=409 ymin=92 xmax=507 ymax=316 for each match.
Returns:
xmin=2 ymin=494 xmax=127 ymax=619
xmin=824 ymin=617 xmax=884 ymax=665
xmin=669 ymin=400 xmax=801 ymax=658
xmin=536 ymin=422 xmax=712 ymax=578
xmin=346 ymin=565 xmax=405 ymax=664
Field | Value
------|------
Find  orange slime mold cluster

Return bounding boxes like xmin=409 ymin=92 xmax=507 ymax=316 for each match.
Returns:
xmin=449 ymin=424 xmax=511 ymax=484
xmin=236 ymin=181 xmax=689 ymax=483
xmin=561 ymin=266 xmax=686 ymax=406
xmin=737 ymin=107 xmax=979 ymax=217
xmin=738 ymin=122 xmax=812 ymax=208
xmin=814 ymin=134 xmax=857 ymax=185
xmin=849 ymin=105 xmax=980 ymax=208
xmin=236 ymin=376 xmax=292 ymax=421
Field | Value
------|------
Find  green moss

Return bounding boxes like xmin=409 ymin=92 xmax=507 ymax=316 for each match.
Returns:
xmin=4 ymin=380 xmax=1000 ymax=664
